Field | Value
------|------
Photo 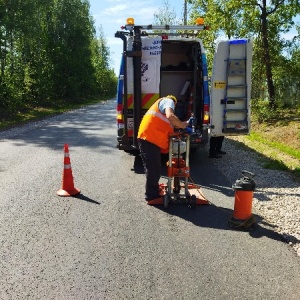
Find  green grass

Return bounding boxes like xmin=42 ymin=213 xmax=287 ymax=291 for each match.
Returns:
xmin=0 ymin=97 xmax=106 ymax=130
xmin=248 ymin=131 xmax=300 ymax=160
xmin=242 ymin=131 xmax=300 ymax=180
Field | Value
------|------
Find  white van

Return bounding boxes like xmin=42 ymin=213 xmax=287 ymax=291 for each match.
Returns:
xmin=115 ymin=18 xmax=253 ymax=153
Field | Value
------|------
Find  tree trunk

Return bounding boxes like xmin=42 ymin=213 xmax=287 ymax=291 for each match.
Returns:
xmin=261 ymin=2 xmax=276 ymax=108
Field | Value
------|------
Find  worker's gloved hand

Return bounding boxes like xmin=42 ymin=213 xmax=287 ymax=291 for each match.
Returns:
xmin=185 ymin=127 xmax=193 ymax=135
xmin=187 ymin=117 xmax=194 ymax=127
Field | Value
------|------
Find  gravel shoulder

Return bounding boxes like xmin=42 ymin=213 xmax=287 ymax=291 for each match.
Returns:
xmin=213 ymin=136 xmax=300 ymax=257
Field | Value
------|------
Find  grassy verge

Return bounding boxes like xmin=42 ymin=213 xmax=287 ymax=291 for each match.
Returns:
xmin=232 ymin=132 xmax=300 ymax=180
xmin=248 ymin=132 xmax=300 ymax=160
xmin=0 ymin=97 xmax=108 ymax=130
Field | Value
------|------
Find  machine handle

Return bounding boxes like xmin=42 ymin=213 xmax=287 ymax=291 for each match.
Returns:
xmin=241 ymin=170 xmax=255 ymax=179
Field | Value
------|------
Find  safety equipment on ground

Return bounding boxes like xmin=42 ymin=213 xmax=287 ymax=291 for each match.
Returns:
xmin=228 ymin=170 xmax=256 ymax=229
xmin=57 ymin=144 xmax=81 ymax=197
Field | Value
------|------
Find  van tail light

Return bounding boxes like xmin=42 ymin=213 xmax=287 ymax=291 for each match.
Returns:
xmin=203 ymin=104 xmax=210 ymax=124
xmin=117 ymin=104 xmax=123 ymax=124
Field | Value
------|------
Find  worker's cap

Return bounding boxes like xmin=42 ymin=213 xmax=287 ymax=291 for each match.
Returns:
xmin=166 ymin=95 xmax=177 ymax=103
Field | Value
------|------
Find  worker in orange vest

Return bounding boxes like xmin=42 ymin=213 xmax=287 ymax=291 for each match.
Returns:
xmin=137 ymin=95 xmax=192 ymax=205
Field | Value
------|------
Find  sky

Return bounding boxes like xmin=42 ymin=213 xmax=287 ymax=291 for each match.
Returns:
xmin=89 ymin=0 xmax=185 ymax=75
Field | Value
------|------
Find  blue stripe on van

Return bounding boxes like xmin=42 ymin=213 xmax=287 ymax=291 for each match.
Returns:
xmin=229 ymin=39 xmax=247 ymax=45
xmin=117 ymin=56 xmax=124 ymax=105
xmin=202 ymin=53 xmax=210 ymax=105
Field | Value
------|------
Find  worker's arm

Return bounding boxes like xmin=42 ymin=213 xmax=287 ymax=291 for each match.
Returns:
xmin=165 ymin=107 xmax=187 ymax=129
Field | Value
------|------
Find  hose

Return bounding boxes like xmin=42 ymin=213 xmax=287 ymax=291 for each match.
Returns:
xmin=188 ymin=175 xmax=255 ymax=230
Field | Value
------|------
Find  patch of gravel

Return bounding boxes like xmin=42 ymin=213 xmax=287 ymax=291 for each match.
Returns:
xmin=212 ymin=137 xmax=300 ymax=257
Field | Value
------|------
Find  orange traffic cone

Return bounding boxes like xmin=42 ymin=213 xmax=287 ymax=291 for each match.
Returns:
xmin=57 ymin=144 xmax=81 ymax=197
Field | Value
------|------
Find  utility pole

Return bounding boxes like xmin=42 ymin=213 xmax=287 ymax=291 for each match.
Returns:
xmin=184 ymin=0 xmax=187 ymax=25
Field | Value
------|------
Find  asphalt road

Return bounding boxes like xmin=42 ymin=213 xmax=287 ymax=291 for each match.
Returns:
xmin=0 ymin=99 xmax=299 ymax=300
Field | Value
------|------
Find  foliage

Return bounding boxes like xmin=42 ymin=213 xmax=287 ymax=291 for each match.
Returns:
xmin=251 ymin=99 xmax=277 ymax=123
xmin=153 ymin=0 xmax=178 ymax=25
xmin=274 ymin=34 xmax=300 ymax=108
xmin=91 ymin=26 xmax=117 ymax=98
xmin=0 ymin=0 xmax=117 ymax=118
xmin=251 ymin=99 xmax=300 ymax=123
xmin=188 ymin=0 xmax=300 ymax=109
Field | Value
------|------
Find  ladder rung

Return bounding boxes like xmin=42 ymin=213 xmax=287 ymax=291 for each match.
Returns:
xmin=224 ymin=109 xmax=248 ymax=113
xmin=227 ymin=85 xmax=247 ymax=88
xmin=224 ymin=120 xmax=248 ymax=124
xmin=226 ymin=97 xmax=247 ymax=100
xmin=227 ymin=58 xmax=246 ymax=61
xmin=221 ymin=98 xmax=246 ymax=104
xmin=223 ymin=128 xmax=249 ymax=134
xmin=228 ymin=74 xmax=246 ymax=77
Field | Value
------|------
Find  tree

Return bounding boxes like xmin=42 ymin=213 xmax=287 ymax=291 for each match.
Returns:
xmin=46 ymin=0 xmax=97 ymax=100
xmin=91 ymin=26 xmax=117 ymax=97
xmin=153 ymin=0 xmax=177 ymax=25
xmin=0 ymin=0 xmax=117 ymax=116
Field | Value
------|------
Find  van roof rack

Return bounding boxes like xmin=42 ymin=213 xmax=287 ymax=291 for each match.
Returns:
xmin=122 ymin=24 xmax=208 ymax=32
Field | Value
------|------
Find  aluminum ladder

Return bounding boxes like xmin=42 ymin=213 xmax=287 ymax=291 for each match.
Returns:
xmin=222 ymin=40 xmax=249 ymax=134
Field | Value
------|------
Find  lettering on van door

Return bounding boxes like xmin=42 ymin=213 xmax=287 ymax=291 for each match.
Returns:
xmin=214 ymin=81 xmax=226 ymax=89
xmin=141 ymin=37 xmax=162 ymax=93
xmin=141 ymin=62 xmax=149 ymax=82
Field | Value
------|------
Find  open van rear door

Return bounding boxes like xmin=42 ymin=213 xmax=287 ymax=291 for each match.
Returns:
xmin=210 ymin=39 xmax=253 ymax=136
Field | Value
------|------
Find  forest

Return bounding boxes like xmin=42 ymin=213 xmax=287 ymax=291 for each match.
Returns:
xmin=0 ymin=0 xmax=117 ymax=118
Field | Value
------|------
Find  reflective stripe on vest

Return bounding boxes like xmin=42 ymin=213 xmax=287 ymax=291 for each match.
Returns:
xmin=137 ymin=99 xmax=174 ymax=150
xmin=144 ymin=110 xmax=170 ymax=125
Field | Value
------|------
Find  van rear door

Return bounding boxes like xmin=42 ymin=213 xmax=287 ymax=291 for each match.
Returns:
xmin=210 ymin=39 xmax=253 ymax=136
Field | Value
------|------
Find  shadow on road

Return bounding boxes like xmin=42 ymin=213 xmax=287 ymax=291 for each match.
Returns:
xmin=154 ymin=203 xmax=285 ymax=243
xmin=74 ymin=193 xmax=101 ymax=205
xmin=0 ymin=101 xmax=117 ymax=153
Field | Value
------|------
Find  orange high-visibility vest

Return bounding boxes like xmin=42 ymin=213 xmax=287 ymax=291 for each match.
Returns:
xmin=138 ymin=99 xmax=174 ymax=151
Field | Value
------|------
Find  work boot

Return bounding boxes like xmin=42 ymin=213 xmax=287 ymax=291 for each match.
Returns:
xmin=147 ymin=197 xmax=163 ymax=205
xmin=217 ymin=150 xmax=227 ymax=155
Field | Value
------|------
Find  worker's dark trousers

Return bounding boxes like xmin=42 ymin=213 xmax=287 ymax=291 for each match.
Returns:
xmin=138 ymin=139 xmax=161 ymax=200
xmin=209 ymin=136 xmax=224 ymax=155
